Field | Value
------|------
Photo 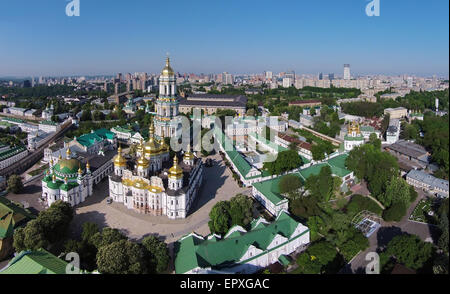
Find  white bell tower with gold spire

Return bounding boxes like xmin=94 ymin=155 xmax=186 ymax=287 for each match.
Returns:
xmin=155 ymin=56 xmax=180 ymax=138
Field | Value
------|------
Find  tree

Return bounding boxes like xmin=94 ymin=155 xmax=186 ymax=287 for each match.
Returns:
xmin=208 ymin=201 xmax=231 ymax=235
xmin=228 ymin=194 xmax=253 ymax=227
xmin=142 ymin=235 xmax=170 ymax=274
xmin=90 ymin=227 xmax=127 ymax=249
xmin=13 ymin=220 xmax=48 ymax=252
xmin=383 ymin=202 xmax=407 ymax=222
xmin=263 ymin=150 xmax=303 ymax=175
xmin=96 ymin=240 xmax=147 ymax=274
xmin=311 ymin=144 xmax=326 ymax=161
xmin=381 ymin=234 xmax=434 ymax=271
xmin=380 ymin=176 xmax=411 ymax=208
xmin=81 ymin=222 xmax=100 ymax=243
xmin=296 ymin=241 xmax=338 ymax=274
xmin=438 ymin=213 xmax=449 ymax=254
xmin=305 ymin=166 xmax=334 ymax=202
xmin=7 ymin=175 xmax=23 ymax=194
xmin=368 ymin=133 xmax=381 ymax=149
xmin=279 ymin=174 xmax=303 ymax=198
xmin=13 ymin=200 xmax=73 ymax=252
xmin=80 ymin=109 xmax=92 ymax=121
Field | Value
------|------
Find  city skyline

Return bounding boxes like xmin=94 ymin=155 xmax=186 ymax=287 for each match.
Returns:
xmin=0 ymin=0 xmax=448 ymax=77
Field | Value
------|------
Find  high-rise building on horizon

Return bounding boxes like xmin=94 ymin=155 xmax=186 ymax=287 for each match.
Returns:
xmin=344 ymin=64 xmax=351 ymax=80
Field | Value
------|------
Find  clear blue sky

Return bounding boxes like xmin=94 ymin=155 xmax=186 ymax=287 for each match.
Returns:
xmin=0 ymin=0 xmax=448 ymax=77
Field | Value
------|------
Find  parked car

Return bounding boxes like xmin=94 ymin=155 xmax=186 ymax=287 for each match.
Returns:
xmin=106 ymin=198 xmax=113 ymax=204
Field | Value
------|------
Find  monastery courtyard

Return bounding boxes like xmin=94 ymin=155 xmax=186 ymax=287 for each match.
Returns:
xmin=69 ymin=153 xmax=250 ymax=244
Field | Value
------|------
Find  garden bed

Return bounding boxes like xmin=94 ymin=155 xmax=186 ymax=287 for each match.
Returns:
xmin=409 ymin=198 xmax=438 ymax=225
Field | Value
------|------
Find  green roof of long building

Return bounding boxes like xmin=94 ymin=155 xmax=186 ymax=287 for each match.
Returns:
xmin=0 ymin=249 xmax=72 ymax=274
xmin=0 ymin=145 xmax=26 ymax=161
xmin=174 ymin=211 xmax=308 ymax=274
xmin=0 ymin=197 xmax=35 ymax=239
xmin=76 ymin=128 xmax=115 ymax=147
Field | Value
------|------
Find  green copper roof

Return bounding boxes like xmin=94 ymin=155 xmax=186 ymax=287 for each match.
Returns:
xmin=360 ymin=126 xmax=375 ymax=132
xmin=299 ymin=153 xmax=351 ymax=180
xmin=0 ymin=145 xmax=26 ymax=161
xmin=226 ymin=150 xmax=253 ymax=178
xmin=40 ymin=120 xmax=58 ymax=126
xmin=53 ymin=158 xmax=81 ymax=175
xmin=43 ymin=177 xmax=79 ymax=191
xmin=76 ymin=128 xmax=115 ymax=147
xmin=344 ymin=135 xmax=364 ymax=141
xmin=174 ymin=211 xmax=308 ymax=274
xmin=0 ymin=249 xmax=73 ymax=274
xmin=252 ymin=175 xmax=298 ymax=205
xmin=0 ymin=197 xmax=35 ymax=239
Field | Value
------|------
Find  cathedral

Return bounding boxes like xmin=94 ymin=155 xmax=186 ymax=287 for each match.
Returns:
xmin=108 ymin=57 xmax=204 ymax=219
xmin=344 ymin=121 xmax=364 ymax=151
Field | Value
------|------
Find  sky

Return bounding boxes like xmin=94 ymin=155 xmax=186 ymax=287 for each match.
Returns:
xmin=0 ymin=0 xmax=448 ymax=77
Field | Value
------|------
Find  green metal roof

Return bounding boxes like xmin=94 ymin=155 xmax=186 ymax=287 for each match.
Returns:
xmin=0 ymin=197 xmax=35 ymax=239
xmin=0 ymin=249 xmax=73 ymax=274
xmin=360 ymin=126 xmax=375 ymax=132
xmin=226 ymin=150 xmax=253 ymax=178
xmin=252 ymin=175 xmax=298 ymax=205
xmin=344 ymin=134 xmax=364 ymax=141
xmin=174 ymin=211 xmax=308 ymax=274
xmin=53 ymin=158 xmax=81 ymax=175
xmin=76 ymin=128 xmax=115 ymax=147
xmin=40 ymin=120 xmax=57 ymax=126
xmin=0 ymin=145 xmax=26 ymax=161
xmin=278 ymin=254 xmax=291 ymax=266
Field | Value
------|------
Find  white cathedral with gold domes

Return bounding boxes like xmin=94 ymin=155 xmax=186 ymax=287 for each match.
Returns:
xmin=108 ymin=57 xmax=204 ymax=219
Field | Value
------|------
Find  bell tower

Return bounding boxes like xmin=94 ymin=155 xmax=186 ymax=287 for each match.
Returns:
xmin=155 ymin=56 xmax=179 ymax=138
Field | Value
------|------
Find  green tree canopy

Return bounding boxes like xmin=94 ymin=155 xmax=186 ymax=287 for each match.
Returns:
xmin=7 ymin=175 xmax=23 ymax=194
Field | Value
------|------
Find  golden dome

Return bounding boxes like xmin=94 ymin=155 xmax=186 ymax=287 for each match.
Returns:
xmin=78 ymin=164 xmax=83 ymax=175
xmin=133 ymin=179 xmax=148 ymax=189
xmin=114 ymin=145 xmax=127 ymax=167
xmin=348 ymin=122 xmax=360 ymax=134
xmin=52 ymin=174 xmax=56 ymax=181
xmin=169 ymin=156 xmax=183 ymax=178
xmin=66 ymin=148 xmax=72 ymax=157
xmin=144 ymin=122 xmax=161 ymax=155
xmin=161 ymin=57 xmax=174 ymax=77
xmin=137 ymin=154 xmax=149 ymax=169
xmin=86 ymin=160 xmax=90 ymax=170
xmin=184 ymin=145 xmax=194 ymax=160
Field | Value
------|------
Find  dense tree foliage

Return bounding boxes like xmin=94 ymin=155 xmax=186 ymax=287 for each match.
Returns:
xmin=96 ymin=239 xmax=147 ymax=274
xmin=13 ymin=200 xmax=74 ymax=252
xmin=294 ymin=241 xmax=341 ymax=274
xmin=263 ymin=150 xmax=303 ymax=175
xmin=208 ymin=194 xmax=253 ymax=235
xmin=142 ymin=235 xmax=170 ymax=274
xmin=346 ymin=144 xmax=399 ymax=201
xmin=279 ymin=174 xmax=303 ymax=199
xmin=380 ymin=234 xmax=434 ymax=272
xmin=7 ymin=175 xmax=24 ymax=194
xmin=305 ymin=166 xmax=338 ymax=202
